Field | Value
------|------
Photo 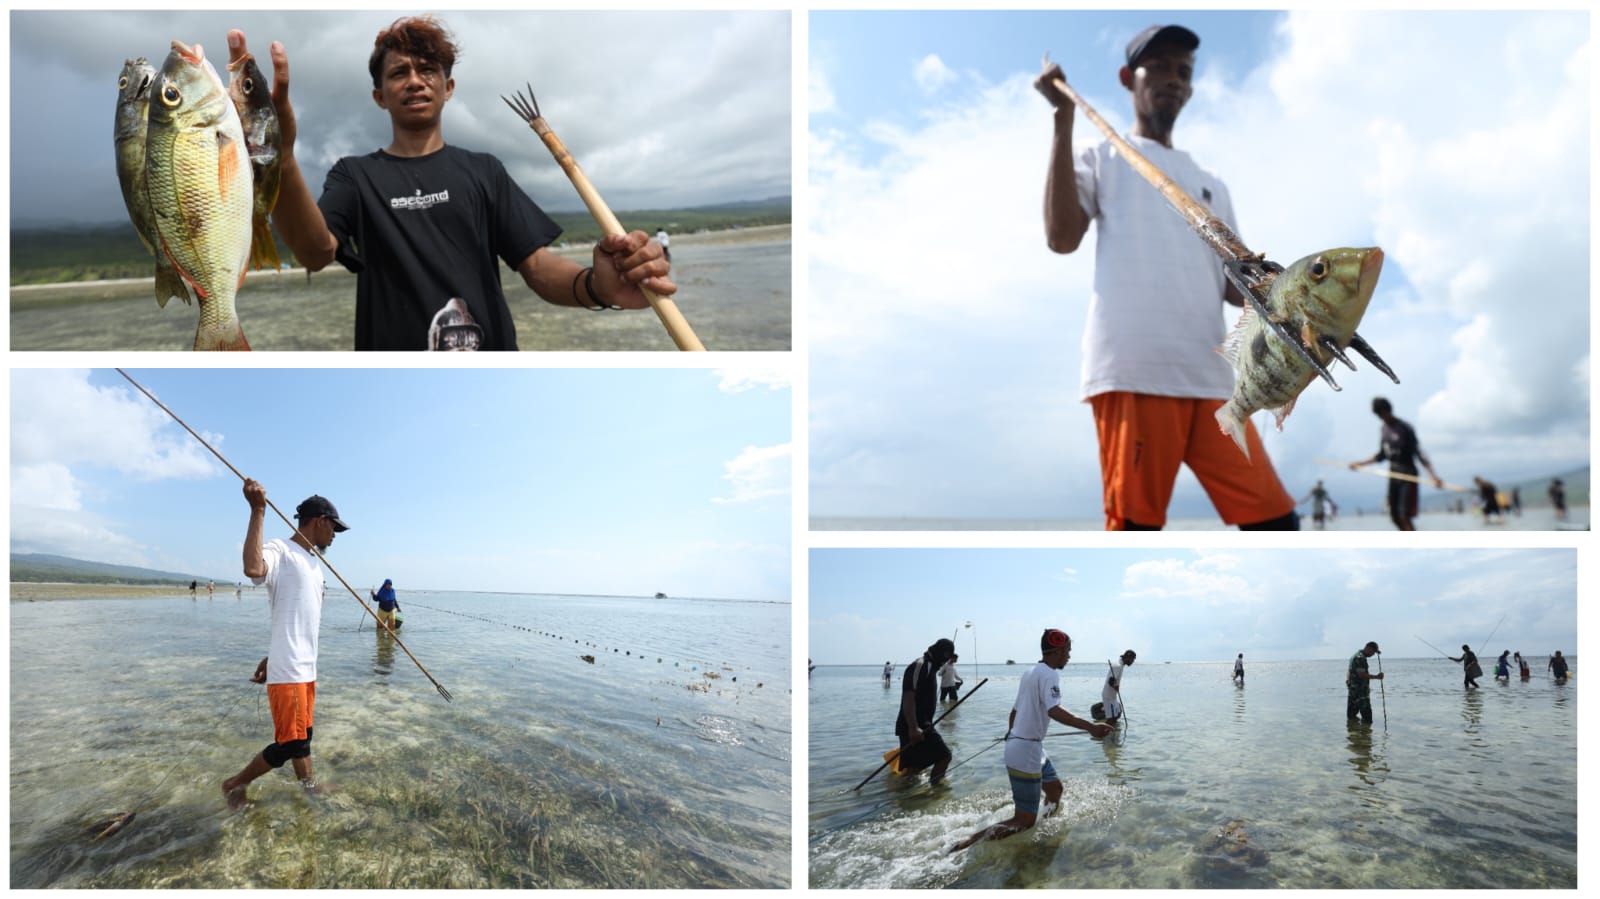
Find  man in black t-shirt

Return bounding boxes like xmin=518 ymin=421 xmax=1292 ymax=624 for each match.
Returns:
xmin=1349 ymin=397 xmax=1445 ymax=531
xmin=894 ymin=638 xmax=956 ymax=784
xmin=226 ymin=17 xmax=676 ymax=350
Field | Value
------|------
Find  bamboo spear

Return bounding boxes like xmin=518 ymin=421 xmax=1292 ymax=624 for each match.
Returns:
xmin=114 ymin=369 xmax=453 ymax=702
xmin=502 ymin=86 xmax=705 ymax=351
xmin=852 ymin=677 xmax=988 ymax=791
xmin=1044 ymin=64 xmax=1398 ymax=390
xmin=1314 ymin=457 xmax=1470 ymax=492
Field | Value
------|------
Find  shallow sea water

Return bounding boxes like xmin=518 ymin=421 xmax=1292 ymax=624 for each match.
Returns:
xmin=812 ymin=506 xmax=1588 ymax=532
xmin=10 ymin=590 xmax=790 ymax=888
xmin=808 ymin=659 xmax=1576 ymax=889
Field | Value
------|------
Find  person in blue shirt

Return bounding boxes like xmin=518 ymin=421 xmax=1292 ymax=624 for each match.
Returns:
xmin=371 ymin=578 xmax=401 ymax=631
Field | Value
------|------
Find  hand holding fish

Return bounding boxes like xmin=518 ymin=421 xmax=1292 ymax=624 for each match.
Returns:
xmin=591 ymin=231 xmax=677 ymax=310
xmin=226 ymin=31 xmax=294 ymax=154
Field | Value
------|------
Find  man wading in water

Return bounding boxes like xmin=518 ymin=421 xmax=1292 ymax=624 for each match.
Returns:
xmin=1035 ymin=25 xmax=1300 ymax=531
xmin=1346 ymin=641 xmax=1384 ymax=724
xmin=894 ymin=639 xmax=957 ymax=784
xmin=226 ymin=16 xmax=675 ymax=350
xmin=952 ymin=629 xmax=1110 ymax=851
xmin=222 ymin=482 xmax=346 ymax=808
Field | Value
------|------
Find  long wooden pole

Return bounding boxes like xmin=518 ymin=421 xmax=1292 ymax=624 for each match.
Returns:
xmin=1314 ymin=458 xmax=1470 ymax=492
xmin=504 ymin=91 xmax=704 ymax=351
xmin=114 ymin=369 xmax=453 ymax=702
xmin=852 ymin=677 xmax=989 ymax=791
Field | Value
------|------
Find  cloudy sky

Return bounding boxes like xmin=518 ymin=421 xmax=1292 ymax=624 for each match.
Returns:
xmin=9 ymin=367 xmax=792 ymax=599
xmin=10 ymin=8 xmax=791 ymax=226
xmin=808 ymin=9 xmax=1589 ymax=523
xmin=809 ymin=547 xmax=1578 ymax=666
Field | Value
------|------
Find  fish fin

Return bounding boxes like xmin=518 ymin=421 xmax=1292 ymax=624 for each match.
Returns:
xmin=216 ymin=132 xmax=242 ymax=202
xmin=1214 ymin=403 xmax=1252 ymax=461
xmin=248 ymin=217 xmax=282 ymax=272
xmin=194 ymin=318 xmax=251 ymax=352
xmin=1269 ymin=394 xmax=1299 ymax=431
xmin=1219 ymin=305 xmax=1257 ymax=366
xmin=154 ymin=260 xmax=193 ymax=308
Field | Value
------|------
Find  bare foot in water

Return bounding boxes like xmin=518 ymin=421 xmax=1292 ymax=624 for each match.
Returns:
xmin=222 ymin=780 xmax=251 ymax=811
xmin=301 ymin=780 xmax=338 ymax=797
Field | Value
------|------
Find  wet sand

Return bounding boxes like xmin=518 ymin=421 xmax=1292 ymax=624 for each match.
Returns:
xmin=11 ymin=225 xmax=790 ymax=351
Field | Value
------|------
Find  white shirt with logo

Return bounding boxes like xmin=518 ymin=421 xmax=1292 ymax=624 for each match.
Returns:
xmin=1004 ymin=660 xmax=1062 ymax=775
xmin=252 ymin=538 xmax=325 ymax=684
xmin=1075 ymin=135 xmax=1241 ymax=401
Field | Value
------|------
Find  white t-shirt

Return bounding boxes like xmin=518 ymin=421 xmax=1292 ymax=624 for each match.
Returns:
xmin=252 ymin=538 xmax=325 ymax=684
xmin=656 ymin=229 xmax=670 ymax=248
xmin=1004 ymin=660 xmax=1061 ymax=774
xmin=939 ymin=660 xmax=959 ymax=688
xmin=1075 ymin=135 xmax=1241 ymax=401
xmin=1102 ymin=662 xmax=1126 ymax=712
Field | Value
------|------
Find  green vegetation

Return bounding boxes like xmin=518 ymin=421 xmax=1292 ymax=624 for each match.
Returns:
xmin=9 ymin=553 xmax=209 ymax=585
xmin=9 ymin=198 xmax=790 ymax=286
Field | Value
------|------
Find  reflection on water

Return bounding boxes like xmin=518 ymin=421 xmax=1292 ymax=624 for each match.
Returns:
xmin=810 ymin=659 xmax=1575 ymax=888
xmin=11 ymin=591 xmax=790 ymax=887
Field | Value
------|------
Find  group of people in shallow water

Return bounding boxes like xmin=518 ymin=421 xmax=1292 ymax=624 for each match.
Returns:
xmin=1346 ymin=642 xmax=1572 ymax=723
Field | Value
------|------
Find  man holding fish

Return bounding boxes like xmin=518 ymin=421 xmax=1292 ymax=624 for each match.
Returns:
xmin=224 ymin=16 xmax=675 ymax=350
xmin=1034 ymin=25 xmax=1301 ymax=531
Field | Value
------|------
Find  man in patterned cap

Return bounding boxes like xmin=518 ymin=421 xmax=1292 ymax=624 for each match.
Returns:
xmin=952 ymin=629 xmax=1111 ymax=851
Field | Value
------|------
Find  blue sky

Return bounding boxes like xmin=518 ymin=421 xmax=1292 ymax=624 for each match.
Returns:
xmin=9 ymin=9 xmax=790 ymax=226
xmin=808 ymin=9 xmax=1590 ymax=521
xmin=808 ymin=548 xmax=1578 ymax=666
xmin=10 ymin=368 xmax=791 ymax=600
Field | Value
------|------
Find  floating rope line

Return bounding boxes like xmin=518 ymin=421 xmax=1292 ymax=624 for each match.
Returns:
xmin=402 ymin=600 xmax=776 ymax=687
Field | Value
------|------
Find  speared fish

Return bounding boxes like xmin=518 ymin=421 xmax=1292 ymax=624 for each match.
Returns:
xmin=1043 ymin=64 xmax=1398 ymax=408
xmin=226 ymin=52 xmax=282 ymax=271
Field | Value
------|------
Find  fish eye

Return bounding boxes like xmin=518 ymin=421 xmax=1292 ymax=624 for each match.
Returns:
xmin=118 ymin=75 xmax=129 ymax=90
xmin=243 ymin=76 xmax=255 ymax=94
xmin=161 ymin=83 xmax=181 ymax=107
xmin=1308 ymin=258 xmax=1328 ymax=282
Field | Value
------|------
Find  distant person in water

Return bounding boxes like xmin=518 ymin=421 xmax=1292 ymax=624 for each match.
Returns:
xmin=1474 ymin=477 xmax=1504 ymax=523
xmin=939 ymin=653 xmax=963 ymax=702
xmin=1299 ymin=481 xmax=1337 ymax=530
xmin=1350 ymin=397 xmax=1443 ymax=531
xmin=370 ymin=578 xmax=400 ymax=631
xmin=190 ymin=580 xmax=198 ymax=597
xmin=1494 ymin=650 xmax=1512 ymax=681
xmin=1548 ymin=479 xmax=1568 ymax=521
xmin=883 ymin=661 xmax=893 ymax=683
xmin=1449 ymin=644 xmax=1482 ymax=689
xmin=1548 ymin=651 xmax=1569 ymax=683
xmin=894 ymin=639 xmax=957 ymax=785
xmin=1515 ymin=652 xmax=1530 ymax=680
xmin=1233 ymin=653 xmax=1244 ymax=685
xmin=1346 ymin=642 xmax=1384 ymax=723
xmin=1098 ymin=650 xmax=1136 ymax=724
xmin=952 ymin=629 xmax=1110 ymax=851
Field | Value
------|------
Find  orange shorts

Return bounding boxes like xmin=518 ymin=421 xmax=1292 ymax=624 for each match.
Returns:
xmin=267 ymin=681 xmax=316 ymax=744
xmin=1090 ymin=392 xmax=1294 ymax=529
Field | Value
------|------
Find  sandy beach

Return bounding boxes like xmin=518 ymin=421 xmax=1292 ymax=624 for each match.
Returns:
xmin=10 ymin=582 xmax=254 ymax=602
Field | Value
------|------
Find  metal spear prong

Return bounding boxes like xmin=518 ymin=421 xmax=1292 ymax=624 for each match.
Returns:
xmin=1316 ymin=336 xmax=1360 ymax=371
xmin=1347 ymin=334 xmax=1400 ymax=384
xmin=500 ymin=84 xmax=542 ymax=126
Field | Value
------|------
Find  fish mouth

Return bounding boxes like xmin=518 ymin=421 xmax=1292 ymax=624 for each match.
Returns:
xmin=1358 ymin=247 xmax=1384 ymax=299
xmin=173 ymin=40 xmax=203 ymax=65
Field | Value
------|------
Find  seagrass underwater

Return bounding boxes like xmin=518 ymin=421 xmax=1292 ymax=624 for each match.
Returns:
xmin=11 ymin=591 xmax=791 ymax=888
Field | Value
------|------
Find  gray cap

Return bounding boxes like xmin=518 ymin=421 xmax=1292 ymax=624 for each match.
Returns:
xmin=1126 ymin=24 xmax=1200 ymax=67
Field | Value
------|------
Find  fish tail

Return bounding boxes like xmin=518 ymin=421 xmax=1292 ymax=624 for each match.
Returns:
xmin=194 ymin=318 xmax=251 ymax=352
xmin=154 ymin=260 xmax=194 ymax=308
xmin=1215 ymin=402 xmax=1252 ymax=461
xmin=248 ymin=216 xmax=282 ymax=272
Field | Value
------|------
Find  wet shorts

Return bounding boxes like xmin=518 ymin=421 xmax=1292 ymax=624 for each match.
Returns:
xmin=1007 ymin=757 xmax=1059 ymax=816
xmin=897 ymin=728 xmax=951 ymax=772
xmin=267 ymin=681 xmax=317 ymax=744
xmin=1090 ymin=392 xmax=1295 ymax=529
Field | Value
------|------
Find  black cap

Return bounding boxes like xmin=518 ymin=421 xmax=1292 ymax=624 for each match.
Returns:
xmin=1365 ymin=641 xmax=1381 ymax=653
xmin=1126 ymin=24 xmax=1199 ymax=68
xmin=295 ymin=495 xmax=349 ymax=531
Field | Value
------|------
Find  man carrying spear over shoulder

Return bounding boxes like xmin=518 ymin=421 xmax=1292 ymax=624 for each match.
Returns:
xmin=226 ymin=16 xmax=674 ymax=350
xmin=221 ymin=481 xmax=345 ymax=809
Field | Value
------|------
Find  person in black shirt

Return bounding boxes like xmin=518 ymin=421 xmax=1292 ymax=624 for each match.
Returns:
xmin=1349 ymin=397 xmax=1444 ymax=531
xmin=894 ymin=638 xmax=956 ymax=784
xmin=226 ymin=17 xmax=675 ymax=350
xmin=1448 ymin=644 xmax=1482 ymax=689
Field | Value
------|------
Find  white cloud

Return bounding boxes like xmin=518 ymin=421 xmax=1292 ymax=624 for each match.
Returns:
xmin=809 ymin=11 xmax=1589 ymax=521
xmin=913 ymin=54 xmax=957 ymax=94
xmin=9 ymin=370 xmax=220 ymax=480
xmin=716 ymin=368 xmax=792 ymax=392
xmin=713 ymin=443 xmax=792 ymax=504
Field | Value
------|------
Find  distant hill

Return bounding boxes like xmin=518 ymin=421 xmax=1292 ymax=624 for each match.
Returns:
xmin=9 ymin=196 xmax=791 ymax=286
xmin=10 ymin=553 xmax=221 ymax=586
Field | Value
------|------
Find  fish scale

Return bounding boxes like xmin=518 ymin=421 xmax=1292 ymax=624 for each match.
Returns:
xmin=144 ymin=40 xmax=252 ymax=350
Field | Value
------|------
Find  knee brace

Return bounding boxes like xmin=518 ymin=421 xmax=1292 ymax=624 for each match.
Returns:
xmin=262 ymin=732 xmax=313 ymax=768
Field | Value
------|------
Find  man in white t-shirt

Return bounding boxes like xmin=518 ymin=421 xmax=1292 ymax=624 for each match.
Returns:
xmin=221 ymin=480 xmax=348 ymax=809
xmin=1100 ymin=650 xmax=1136 ymax=723
xmin=1233 ymin=653 xmax=1245 ymax=684
xmin=1034 ymin=24 xmax=1299 ymax=532
xmin=952 ymin=628 xmax=1109 ymax=851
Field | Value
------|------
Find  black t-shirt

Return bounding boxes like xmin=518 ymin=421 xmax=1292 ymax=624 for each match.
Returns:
xmin=894 ymin=656 xmax=940 ymax=737
xmin=1375 ymin=417 xmax=1429 ymax=476
xmin=319 ymin=145 xmax=562 ymax=350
